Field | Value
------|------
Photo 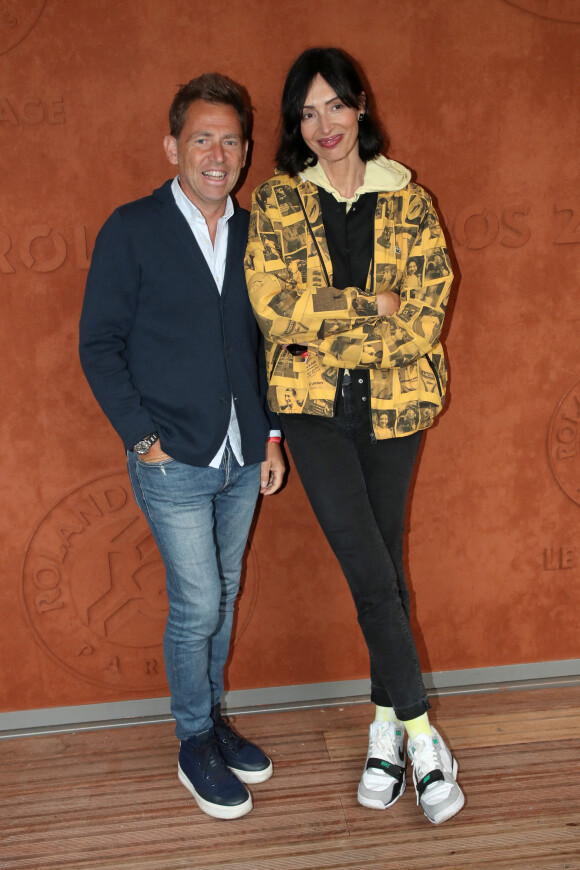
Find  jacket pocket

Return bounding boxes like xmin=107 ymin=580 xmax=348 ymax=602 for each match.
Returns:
xmin=424 ymin=354 xmax=443 ymax=397
xmin=269 ymin=344 xmax=284 ymax=380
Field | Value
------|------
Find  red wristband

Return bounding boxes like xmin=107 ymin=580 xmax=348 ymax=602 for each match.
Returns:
xmin=267 ymin=436 xmax=282 ymax=443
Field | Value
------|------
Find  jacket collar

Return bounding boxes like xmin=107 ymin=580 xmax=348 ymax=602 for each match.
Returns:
xmin=278 ymin=171 xmax=403 ymax=293
xmin=283 ymin=175 xmax=333 ymax=284
xmin=151 ymin=179 xmax=245 ymax=295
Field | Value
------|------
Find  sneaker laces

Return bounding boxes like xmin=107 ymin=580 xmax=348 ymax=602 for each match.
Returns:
xmin=411 ymin=733 xmax=453 ymax=804
xmin=371 ymin=722 xmax=398 ymax=767
xmin=198 ymin=736 xmax=233 ymax=784
xmin=214 ymin=716 xmax=245 ymax=752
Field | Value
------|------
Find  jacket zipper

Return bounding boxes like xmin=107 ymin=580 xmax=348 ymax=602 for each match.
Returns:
xmin=366 ymin=374 xmax=376 ymax=443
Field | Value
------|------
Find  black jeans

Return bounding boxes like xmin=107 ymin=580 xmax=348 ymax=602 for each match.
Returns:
xmin=282 ymin=380 xmax=429 ymax=721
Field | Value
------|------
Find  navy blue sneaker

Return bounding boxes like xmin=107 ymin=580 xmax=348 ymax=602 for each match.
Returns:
xmin=178 ymin=727 xmax=252 ymax=819
xmin=211 ymin=704 xmax=273 ymax=784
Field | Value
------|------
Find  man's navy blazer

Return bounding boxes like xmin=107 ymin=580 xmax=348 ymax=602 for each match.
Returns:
xmin=79 ymin=179 xmax=277 ymax=467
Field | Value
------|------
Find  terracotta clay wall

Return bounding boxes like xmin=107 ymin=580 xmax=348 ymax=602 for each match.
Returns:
xmin=1 ymin=0 xmax=578 ymax=714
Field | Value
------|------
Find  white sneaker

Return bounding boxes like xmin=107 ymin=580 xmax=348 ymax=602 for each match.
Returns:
xmin=408 ymin=727 xmax=465 ymax=824
xmin=357 ymin=720 xmax=406 ymax=810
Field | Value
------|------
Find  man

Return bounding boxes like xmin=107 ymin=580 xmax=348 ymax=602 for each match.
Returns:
xmin=280 ymin=387 xmax=302 ymax=412
xmin=79 ymin=74 xmax=284 ymax=821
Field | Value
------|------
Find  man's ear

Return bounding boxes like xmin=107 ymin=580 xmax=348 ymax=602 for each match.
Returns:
xmin=242 ymin=139 xmax=249 ymax=168
xmin=164 ymin=135 xmax=178 ymax=165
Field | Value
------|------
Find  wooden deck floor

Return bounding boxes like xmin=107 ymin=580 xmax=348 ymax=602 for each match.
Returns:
xmin=1 ymin=686 xmax=579 ymax=869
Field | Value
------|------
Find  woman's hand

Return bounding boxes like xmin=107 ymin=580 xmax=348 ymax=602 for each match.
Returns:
xmin=376 ymin=291 xmax=401 ymax=317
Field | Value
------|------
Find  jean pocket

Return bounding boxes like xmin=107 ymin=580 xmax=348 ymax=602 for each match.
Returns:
xmin=137 ymin=454 xmax=176 ymax=468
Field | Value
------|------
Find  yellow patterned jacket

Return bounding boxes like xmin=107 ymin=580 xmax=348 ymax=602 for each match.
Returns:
xmin=245 ymin=168 xmax=453 ymax=439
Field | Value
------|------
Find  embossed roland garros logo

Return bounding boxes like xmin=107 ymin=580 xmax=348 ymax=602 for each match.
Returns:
xmin=0 ymin=1 xmax=47 ymax=57
xmin=22 ymin=472 xmax=260 ymax=690
xmin=548 ymin=380 xmax=580 ymax=507
xmin=22 ymin=473 xmax=169 ymax=690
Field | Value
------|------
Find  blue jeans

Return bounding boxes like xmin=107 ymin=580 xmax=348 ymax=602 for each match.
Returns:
xmin=127 ymin=444 xmax=260 ymax=740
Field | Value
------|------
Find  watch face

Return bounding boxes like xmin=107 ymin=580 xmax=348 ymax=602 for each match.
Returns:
xmin=134 ymin=434 xmax=158 ymax=453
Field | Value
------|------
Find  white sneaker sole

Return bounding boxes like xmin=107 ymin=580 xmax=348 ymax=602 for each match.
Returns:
xmin=228 ymin=758 xmax=273 ymax=784
xmin=178 ymin=763 xmax=253 ymax=820
xmin=420 ymin=757 xmax=465 ymax=825
xmin=357 ymin=776 xmax=406 ymax=810
xmin=428 ymin=788 xmax=465 ymax=825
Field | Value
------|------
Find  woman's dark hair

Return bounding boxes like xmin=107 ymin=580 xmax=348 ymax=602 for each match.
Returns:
xmin=276 ymin=47 xmax=385 ymax=176
xmin=169 ymin=72 xmax=252 ymax=140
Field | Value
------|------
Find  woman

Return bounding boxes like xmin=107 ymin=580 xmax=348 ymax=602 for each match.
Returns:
xmin=245 ymin=47 xmax=464 ymax=825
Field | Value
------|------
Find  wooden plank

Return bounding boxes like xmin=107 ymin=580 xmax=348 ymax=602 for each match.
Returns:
xmin=0 ymin=687 xmax=579 ymax=870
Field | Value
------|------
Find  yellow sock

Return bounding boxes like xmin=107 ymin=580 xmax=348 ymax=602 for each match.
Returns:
xmin=374 ymin=705 xmax=400 ymax=724
xmin=402 ymin=712 xmax=433 ymax=742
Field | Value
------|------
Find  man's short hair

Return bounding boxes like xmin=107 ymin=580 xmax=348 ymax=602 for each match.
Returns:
xmin=168 ymin=73 xmax=251 ymax=140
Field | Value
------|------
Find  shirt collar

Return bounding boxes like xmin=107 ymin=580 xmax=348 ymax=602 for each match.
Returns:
xmin=171 ymin=176 xmax=234 ymax=224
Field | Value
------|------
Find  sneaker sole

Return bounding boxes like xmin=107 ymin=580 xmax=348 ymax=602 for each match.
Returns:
xmin=178 ymin=763 xmax=253 ymax=820
xmin=420 ymin=757 xmax=465 ymax=825
xmin=357 ymin=776 xmax=406 ymax=810
xmin=228 ymin=758 xmax=273 ymax=784
xmin=427 ymin=788 xmax=465 ymax=825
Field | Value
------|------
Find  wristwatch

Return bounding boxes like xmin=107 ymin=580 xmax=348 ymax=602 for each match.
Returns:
xmin=133 ymin=433 xmax=159 ymax=454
